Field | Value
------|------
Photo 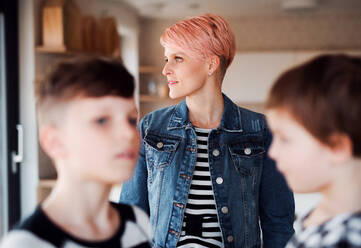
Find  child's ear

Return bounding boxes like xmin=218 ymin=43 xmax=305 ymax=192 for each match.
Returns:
xmin=328 ymin=133 xmax=353 ymax=165
xmin=39 ymin=125 xmax=66 ymax=160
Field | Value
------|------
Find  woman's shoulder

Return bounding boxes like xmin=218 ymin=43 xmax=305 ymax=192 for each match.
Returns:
xmin=139 ymin=103 xmax=185 ymax=133
xmin=234 ymin=105 xmax=269 ymax=135
xmin=237 ymin=105 xmax=265 ymax=122
xmin=141 ymin=104 xmax=178 ymax=123
xmin=144 ymin=105 xmax=177 ymax=118
xmin=288 ymin=211 xmax=361 ymax=248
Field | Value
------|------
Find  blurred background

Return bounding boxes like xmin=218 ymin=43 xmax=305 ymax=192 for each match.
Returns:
xmin=1 ymin=0 xmax=361 ymax=237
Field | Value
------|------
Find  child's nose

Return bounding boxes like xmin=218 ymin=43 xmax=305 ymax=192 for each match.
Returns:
xmin=119 ymin=124 xmax=138 ymax=141
xmin=268 ymin=141 xmax=277 ymax=161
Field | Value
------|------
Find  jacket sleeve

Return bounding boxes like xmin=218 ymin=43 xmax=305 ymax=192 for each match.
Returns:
xmin=119 ymin=117 xmax=150 ymax=214
xmin=259 ymin=126 xmax=295 ymax=248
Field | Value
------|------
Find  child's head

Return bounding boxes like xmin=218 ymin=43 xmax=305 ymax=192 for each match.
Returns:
xmin=36 ymin=57 xmax=140 ymax=184
xmin=160 ymin=13 xmax=236 ymax=79
xmin=265 ymin=54 xmax=361 ymax=193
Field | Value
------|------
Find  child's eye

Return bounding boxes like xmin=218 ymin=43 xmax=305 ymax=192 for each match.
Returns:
xmin=128 ymin=117 xmax=137 ymax=127
xmin=95 ymin=117 xmax=108 ymax=125
xmin=175 ymin=56 xmax=183 ymax=62
xmin=279 ymin=135 xmax=289 ymax=143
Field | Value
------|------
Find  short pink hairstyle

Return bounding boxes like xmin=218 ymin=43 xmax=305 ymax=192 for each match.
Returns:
xmin=160 ymin=13 xmax=236 ymax=71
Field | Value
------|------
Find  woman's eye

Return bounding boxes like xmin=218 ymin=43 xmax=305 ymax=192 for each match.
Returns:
xmin=164 ymin=58 xmax=168 ymax=63
xmin=95 ymin=117 xmax=108 ymax=125
xmin=175 ymin=56 xmax=183 ymax=62
xmin=129 ymin=117 xmax=137 ymax=127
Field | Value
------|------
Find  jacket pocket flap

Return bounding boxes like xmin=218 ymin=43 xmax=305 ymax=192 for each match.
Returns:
xmin=228 ymin=140 xmax=265 ymax=157
xmin=144 ymin=133 xmax=181 ymax=152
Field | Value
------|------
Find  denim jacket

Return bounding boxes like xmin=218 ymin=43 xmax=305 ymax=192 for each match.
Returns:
xmin=120 ymin=94 xmax=295 ymax=248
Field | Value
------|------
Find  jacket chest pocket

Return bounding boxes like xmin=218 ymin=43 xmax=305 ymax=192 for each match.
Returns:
xmin=144 ymin=133 xmax=181 ymax=169
xmin=228 ymin=139 xmax=265 ymax=176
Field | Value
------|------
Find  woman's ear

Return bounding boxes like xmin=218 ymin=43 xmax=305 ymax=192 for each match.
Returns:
xmin=39 ymin=125 xmax=67 ymax=160
xmin=208 ymin=56 xmax=221 ymax=76
xmin=328 ymin=133 xmax=353 ymax=165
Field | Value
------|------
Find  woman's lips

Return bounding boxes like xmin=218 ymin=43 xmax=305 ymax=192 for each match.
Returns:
xmin=168 ymin=81 xmax=178 ymax=85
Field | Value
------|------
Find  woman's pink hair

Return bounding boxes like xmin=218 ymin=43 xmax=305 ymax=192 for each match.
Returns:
xmin=160 ymin=13 xmax=236 ymax=71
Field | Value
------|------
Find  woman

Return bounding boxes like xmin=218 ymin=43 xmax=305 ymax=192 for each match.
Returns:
xmin=120 ymin=13 xmax=294 ymax=248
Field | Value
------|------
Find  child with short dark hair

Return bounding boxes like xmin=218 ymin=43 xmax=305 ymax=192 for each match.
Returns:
xmin=0 ymin=57 xmax=152 ymax=247
xmin=266 ymin=54 xmax=361 ymax=248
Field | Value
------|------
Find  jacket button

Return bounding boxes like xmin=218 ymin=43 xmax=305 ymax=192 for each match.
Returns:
xmin=227 ymin=235 xmax=234 ymax=242
xmin=221 ymin=206 xmax=228 ymax=214
xmin=244 ymin=147 xmax=252 ymax=155
xmin=157 ymin=142 xmax=164 ymax=149
xmin=216 ymin=177 xmax=223 ymax=184
xmin=212 ymin=149 xmax=220 ymax=157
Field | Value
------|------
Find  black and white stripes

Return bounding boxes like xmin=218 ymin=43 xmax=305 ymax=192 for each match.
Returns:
xmin=177 ymin=127 xmax=223 ymax=248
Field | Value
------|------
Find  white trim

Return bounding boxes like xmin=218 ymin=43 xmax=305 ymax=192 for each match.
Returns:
xmin=0 ymin=13 xmax=9 ymax=236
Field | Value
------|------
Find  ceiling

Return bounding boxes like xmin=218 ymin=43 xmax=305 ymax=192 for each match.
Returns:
xmin=118 ymin=0 xmax=361 ymax=19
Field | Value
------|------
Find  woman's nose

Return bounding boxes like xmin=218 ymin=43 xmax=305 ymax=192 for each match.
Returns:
xmin=162 ymin=63 xmax=172 ymax=76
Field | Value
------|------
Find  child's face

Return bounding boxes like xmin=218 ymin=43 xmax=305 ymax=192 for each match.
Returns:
xmin=57 ymin=96 xmax=140 ymax=184
xmin=266 ymin=109 xmax=335 ymax=193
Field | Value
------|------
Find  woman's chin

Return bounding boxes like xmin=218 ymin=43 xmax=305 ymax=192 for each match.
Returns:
xmin=169 ymin=91 xmax=182 ymax=99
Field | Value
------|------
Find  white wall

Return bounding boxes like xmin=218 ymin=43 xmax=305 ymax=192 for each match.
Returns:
xmin=223 ymin=50 xmax=361 ymax=103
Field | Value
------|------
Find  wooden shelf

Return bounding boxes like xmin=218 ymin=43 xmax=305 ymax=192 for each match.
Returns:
xmin=38 ymin=179 xmax=56 ymax=188
xmin=139 ymin=94 xmax=172 ymax=102
xmin=139 ymin=66 xmax=162 ymax=74
xmin=36 ymin=46 xmax=66 ymax=53
xmin=36 ymin=46 xmax=74 ymax=55
xmin=37 ymin=179 xmax=56 ymax=203
xmin=36 ymin=46 xmax=120 ymax=58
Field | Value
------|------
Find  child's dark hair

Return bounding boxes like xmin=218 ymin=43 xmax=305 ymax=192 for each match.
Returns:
xmin=36 ymin=56 xmax=134 ymax=103
xmin=266 ymin=54 xmax=361 ymax=157
xmin=36 ymin=56 xmax=135 ymax=124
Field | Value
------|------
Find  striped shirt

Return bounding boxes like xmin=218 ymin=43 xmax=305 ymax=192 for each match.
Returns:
xmin=0 ymin=203 xmax=152 ymax=248
xmin=286 ymin=211 xmax=361 ymax=248
xmin=177 ymin=127 xmax=224 ymax=248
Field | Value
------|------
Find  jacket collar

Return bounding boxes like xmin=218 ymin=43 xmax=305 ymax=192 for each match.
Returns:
xmin=167 ymin=94 xmax=243 ymax=132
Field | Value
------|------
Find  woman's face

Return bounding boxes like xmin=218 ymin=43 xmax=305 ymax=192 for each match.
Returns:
xmin=162 ymin=46 xmax=210 ymax=99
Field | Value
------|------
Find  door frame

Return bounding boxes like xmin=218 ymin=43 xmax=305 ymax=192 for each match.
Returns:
xmin=0 ymin=0 xmax=21 ymax=231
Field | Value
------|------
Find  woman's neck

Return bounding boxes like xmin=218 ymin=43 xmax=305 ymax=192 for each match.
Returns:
xmin=186 ymin=87 xmax=224 ymax=129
